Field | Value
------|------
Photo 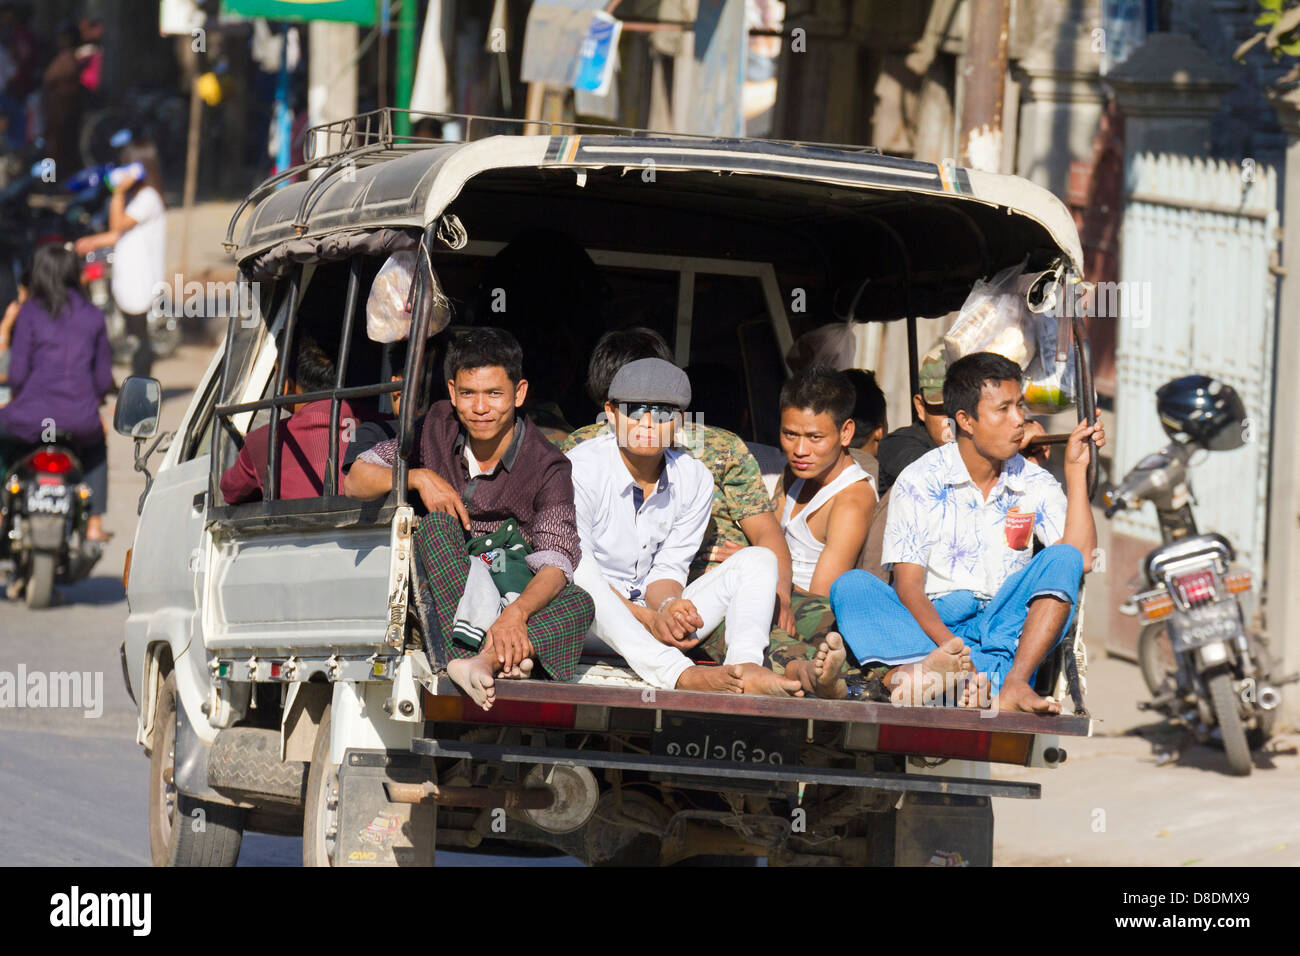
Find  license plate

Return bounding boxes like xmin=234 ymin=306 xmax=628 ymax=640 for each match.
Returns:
xmin=652 ymin=714 xmax=798 ymax=767
xmin=1170 ymin=601 xmax=1240 ymax=650
xmin=26 ymin=485 xmax=69 ymax=515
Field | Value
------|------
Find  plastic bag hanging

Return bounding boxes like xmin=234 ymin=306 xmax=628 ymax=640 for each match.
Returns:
xmin=365 ymin=249 xmax=452 ymax=343
xmin=943 ymin=258 xmax=1038 ymax=369
xmin=1022 ymin=311 xmax=1078 ymax=413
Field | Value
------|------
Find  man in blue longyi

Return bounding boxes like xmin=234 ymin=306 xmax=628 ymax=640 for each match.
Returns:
xmin=830 ymin=352 xmax=1105 ymax=713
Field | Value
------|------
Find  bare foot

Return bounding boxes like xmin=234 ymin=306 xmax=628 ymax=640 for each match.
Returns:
xmin=995 ymin=677 xmax=1061 ymax=714
xmin=737 ymin=662 xmax=804 ymax=697
xmin=809 ymin=633 xmax=848 ymax=700
xmin=675 ymin=664 xmax=745 ymax=694
xmin=922 ymin=637 xmax=972 ymax=676
xmin=500 ymin=658 xmax=535 ymax=680
xmin=448 ymin=652 xmax=498 ymax=711
xmin=887 ymin=638 xmax=972 ymax=707
xmin=959 ymin=672 xmax=992 ymax=709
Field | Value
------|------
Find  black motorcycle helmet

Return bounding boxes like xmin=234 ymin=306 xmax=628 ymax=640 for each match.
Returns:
xmin=1155 ymin=375 xmax=1247 ymax=451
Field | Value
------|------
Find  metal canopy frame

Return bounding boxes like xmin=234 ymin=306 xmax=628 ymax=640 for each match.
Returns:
xmin=208 ymin=223 xmax=437 ymax=526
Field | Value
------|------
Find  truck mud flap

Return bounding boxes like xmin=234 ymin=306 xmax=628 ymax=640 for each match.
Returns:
xmin=412 ymin=738 xmax=1040 ymax=800
xmin=336 ymin=750 xmax=437 ymax=866
xmin=894 ymin=792 xmax=993 ymax=867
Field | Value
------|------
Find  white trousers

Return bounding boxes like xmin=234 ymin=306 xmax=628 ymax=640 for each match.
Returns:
xmin=576 ymin=546 xmax=778 ymax=689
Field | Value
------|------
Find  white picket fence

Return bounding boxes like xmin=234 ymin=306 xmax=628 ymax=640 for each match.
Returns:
xmin=1113 ymin=153 xmax=1280 ymax=579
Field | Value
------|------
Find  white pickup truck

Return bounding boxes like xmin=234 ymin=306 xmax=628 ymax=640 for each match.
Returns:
xmin=118 ymin=110 xmax=1097 ymax=867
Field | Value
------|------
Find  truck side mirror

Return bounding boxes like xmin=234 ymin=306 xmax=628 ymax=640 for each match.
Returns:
xmin=113 ymin=376 xmax=162 ymax=438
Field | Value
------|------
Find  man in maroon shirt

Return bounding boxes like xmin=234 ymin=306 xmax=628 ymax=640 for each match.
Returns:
xmin=345 ymin=327 xmax=593 ymax=710
xmin=220 ymin=333 xmax=368 ymax=504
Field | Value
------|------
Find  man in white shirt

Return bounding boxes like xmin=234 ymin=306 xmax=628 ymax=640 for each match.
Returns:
xmin=570 ymin=358 xmax=801 ymax=695
xmin=830 ymin=352 xmax=1105 ymax=713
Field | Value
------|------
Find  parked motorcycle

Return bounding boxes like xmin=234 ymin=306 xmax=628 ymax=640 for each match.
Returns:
xmin=0 ymin=438 xmax=103 ymax=608
xmin=1104 ymin=375 xmax=1298 ymax=775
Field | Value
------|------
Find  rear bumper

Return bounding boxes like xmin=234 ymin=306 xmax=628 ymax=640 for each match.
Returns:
xmin=411 ymin=736 xmax=1042 ymax=800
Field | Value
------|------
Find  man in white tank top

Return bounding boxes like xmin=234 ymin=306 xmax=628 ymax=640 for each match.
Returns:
xmin=772 ymin=365 xmax=877 ymax=697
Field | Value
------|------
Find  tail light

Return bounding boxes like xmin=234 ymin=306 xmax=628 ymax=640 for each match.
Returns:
xmin=81 ymin=261 xmax=105 ymax=283
xmin=1138 ymin=591 xmax=1174 ymax=622
xmin=423 ymin=690 xmax=576 ymax=729
xmin=1223 ymin=570 xmax=1252 ymax=595
xmin=31 ymin=450 xmax=74 ymax=474
xmin=1172 ymin=569 xmax=1218 ymax=608
xmin=876 ymin=725 xmax=1032 ymax=765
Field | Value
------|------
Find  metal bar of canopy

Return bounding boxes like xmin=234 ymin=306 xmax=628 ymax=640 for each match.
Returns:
xmin=393 ymin=226 xmax=438 ymax=503
xmin=210 ymin=282 xmax=243 ymax=505
xmin=326 ymin=261 xmax=362 ymax=497
xmin=263 ymin=273 xmax=299 ymax=503
xmin=217 ymin=381 xmax=402 ymax=417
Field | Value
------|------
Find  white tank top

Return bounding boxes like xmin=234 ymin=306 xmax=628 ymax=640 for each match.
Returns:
xmin=780 ymin=462 xmax=873 ymax=592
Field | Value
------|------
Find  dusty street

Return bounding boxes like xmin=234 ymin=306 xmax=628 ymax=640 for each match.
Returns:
xmin=1 ymin=339 xmax=1294 ymax=867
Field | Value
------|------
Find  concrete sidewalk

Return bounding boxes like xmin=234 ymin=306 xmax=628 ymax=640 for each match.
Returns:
xmin=992 ymin=652 xmax=1299 ymax=866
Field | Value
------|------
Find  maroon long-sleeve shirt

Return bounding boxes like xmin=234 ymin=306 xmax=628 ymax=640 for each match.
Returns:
xmin=220 ymin=399 xmax=371 ymax=504
xmin=356 ymin=401 xmax=582 ymax=581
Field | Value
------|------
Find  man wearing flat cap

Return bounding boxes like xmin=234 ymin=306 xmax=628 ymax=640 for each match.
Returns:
xmin=568 ymin=358 xmax=803 ymax=695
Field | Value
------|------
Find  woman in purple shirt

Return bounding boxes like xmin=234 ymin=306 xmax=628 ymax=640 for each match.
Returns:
xmin=0 ymin=245 xmax=114 ymax=541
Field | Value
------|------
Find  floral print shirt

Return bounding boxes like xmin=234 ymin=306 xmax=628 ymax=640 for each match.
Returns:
xmin=881 ymin=441 xmax=1067 ymax=599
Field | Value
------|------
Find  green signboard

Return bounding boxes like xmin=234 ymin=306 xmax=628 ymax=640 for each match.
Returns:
xmin=220 ymin=0 xmax=377 ymax=25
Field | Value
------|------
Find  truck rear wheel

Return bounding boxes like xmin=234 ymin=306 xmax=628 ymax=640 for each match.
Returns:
xmin=302 ymin=705 xmax=339 ymax=867
xmin=149 ymin=672 xmax=245 ymax=865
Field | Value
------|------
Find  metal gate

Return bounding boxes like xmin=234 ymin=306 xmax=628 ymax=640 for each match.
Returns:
xmin=1112 ymin=152 xmax=1279 ymax=579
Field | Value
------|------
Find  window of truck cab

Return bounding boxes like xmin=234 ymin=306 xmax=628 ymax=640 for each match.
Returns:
xmin=207 ymin=249 xmax=430 ymax=529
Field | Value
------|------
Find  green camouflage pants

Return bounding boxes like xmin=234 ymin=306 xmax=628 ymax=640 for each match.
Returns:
xmin=699 ymin=593 xmax=887 ymax=680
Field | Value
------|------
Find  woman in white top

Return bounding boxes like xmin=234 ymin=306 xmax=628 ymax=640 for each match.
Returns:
xmin=75 ymin=141 xmax=167 ymax=379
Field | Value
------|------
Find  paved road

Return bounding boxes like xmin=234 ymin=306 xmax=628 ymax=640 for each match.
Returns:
xmin=2 ymin=343 xmax=1296 ymax=867
xmin=0 ymin=344 xmax=573 ymax=866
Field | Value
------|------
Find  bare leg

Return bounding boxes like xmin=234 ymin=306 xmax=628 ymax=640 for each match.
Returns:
xmin=675 ymin=664 xmax=746 ymax=693
xmin=86 ymin=514 xmax=108 ymax=542
xmin=995 ymin=596 xmax=1067 ymax=714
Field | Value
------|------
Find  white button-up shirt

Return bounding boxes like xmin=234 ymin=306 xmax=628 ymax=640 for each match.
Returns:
xmin=567 ymin=432 xmax=714 ymax=603
xmin=882 ymin=441 xmax=1068 ymax=600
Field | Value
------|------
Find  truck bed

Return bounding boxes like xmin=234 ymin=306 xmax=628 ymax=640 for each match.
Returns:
xmin=424 ymin=660 xmax=1092 ymax=737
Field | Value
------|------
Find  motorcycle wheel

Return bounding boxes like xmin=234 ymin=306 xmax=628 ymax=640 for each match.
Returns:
xmin=24 ymin=552 xmax=55 ymax=609
xmin=1137 ymin=623 xmax=1178 ymax=697
xmin=1206 ymin=670 xmax=1252 ymax=776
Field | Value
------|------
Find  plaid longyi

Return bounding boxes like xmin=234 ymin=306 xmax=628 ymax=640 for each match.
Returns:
xmin=412 ymin=511 xmax=593 ymax=681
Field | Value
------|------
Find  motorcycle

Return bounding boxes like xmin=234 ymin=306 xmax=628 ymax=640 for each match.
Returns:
xmin=1104 ymin=375 xmax=1298 ymax=775
xmin=0 ymin=438 xmax=103 ymax=608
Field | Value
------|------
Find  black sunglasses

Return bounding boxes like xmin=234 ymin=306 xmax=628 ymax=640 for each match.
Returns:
xmin=618 ymin=402 xmax=682 ymax=424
